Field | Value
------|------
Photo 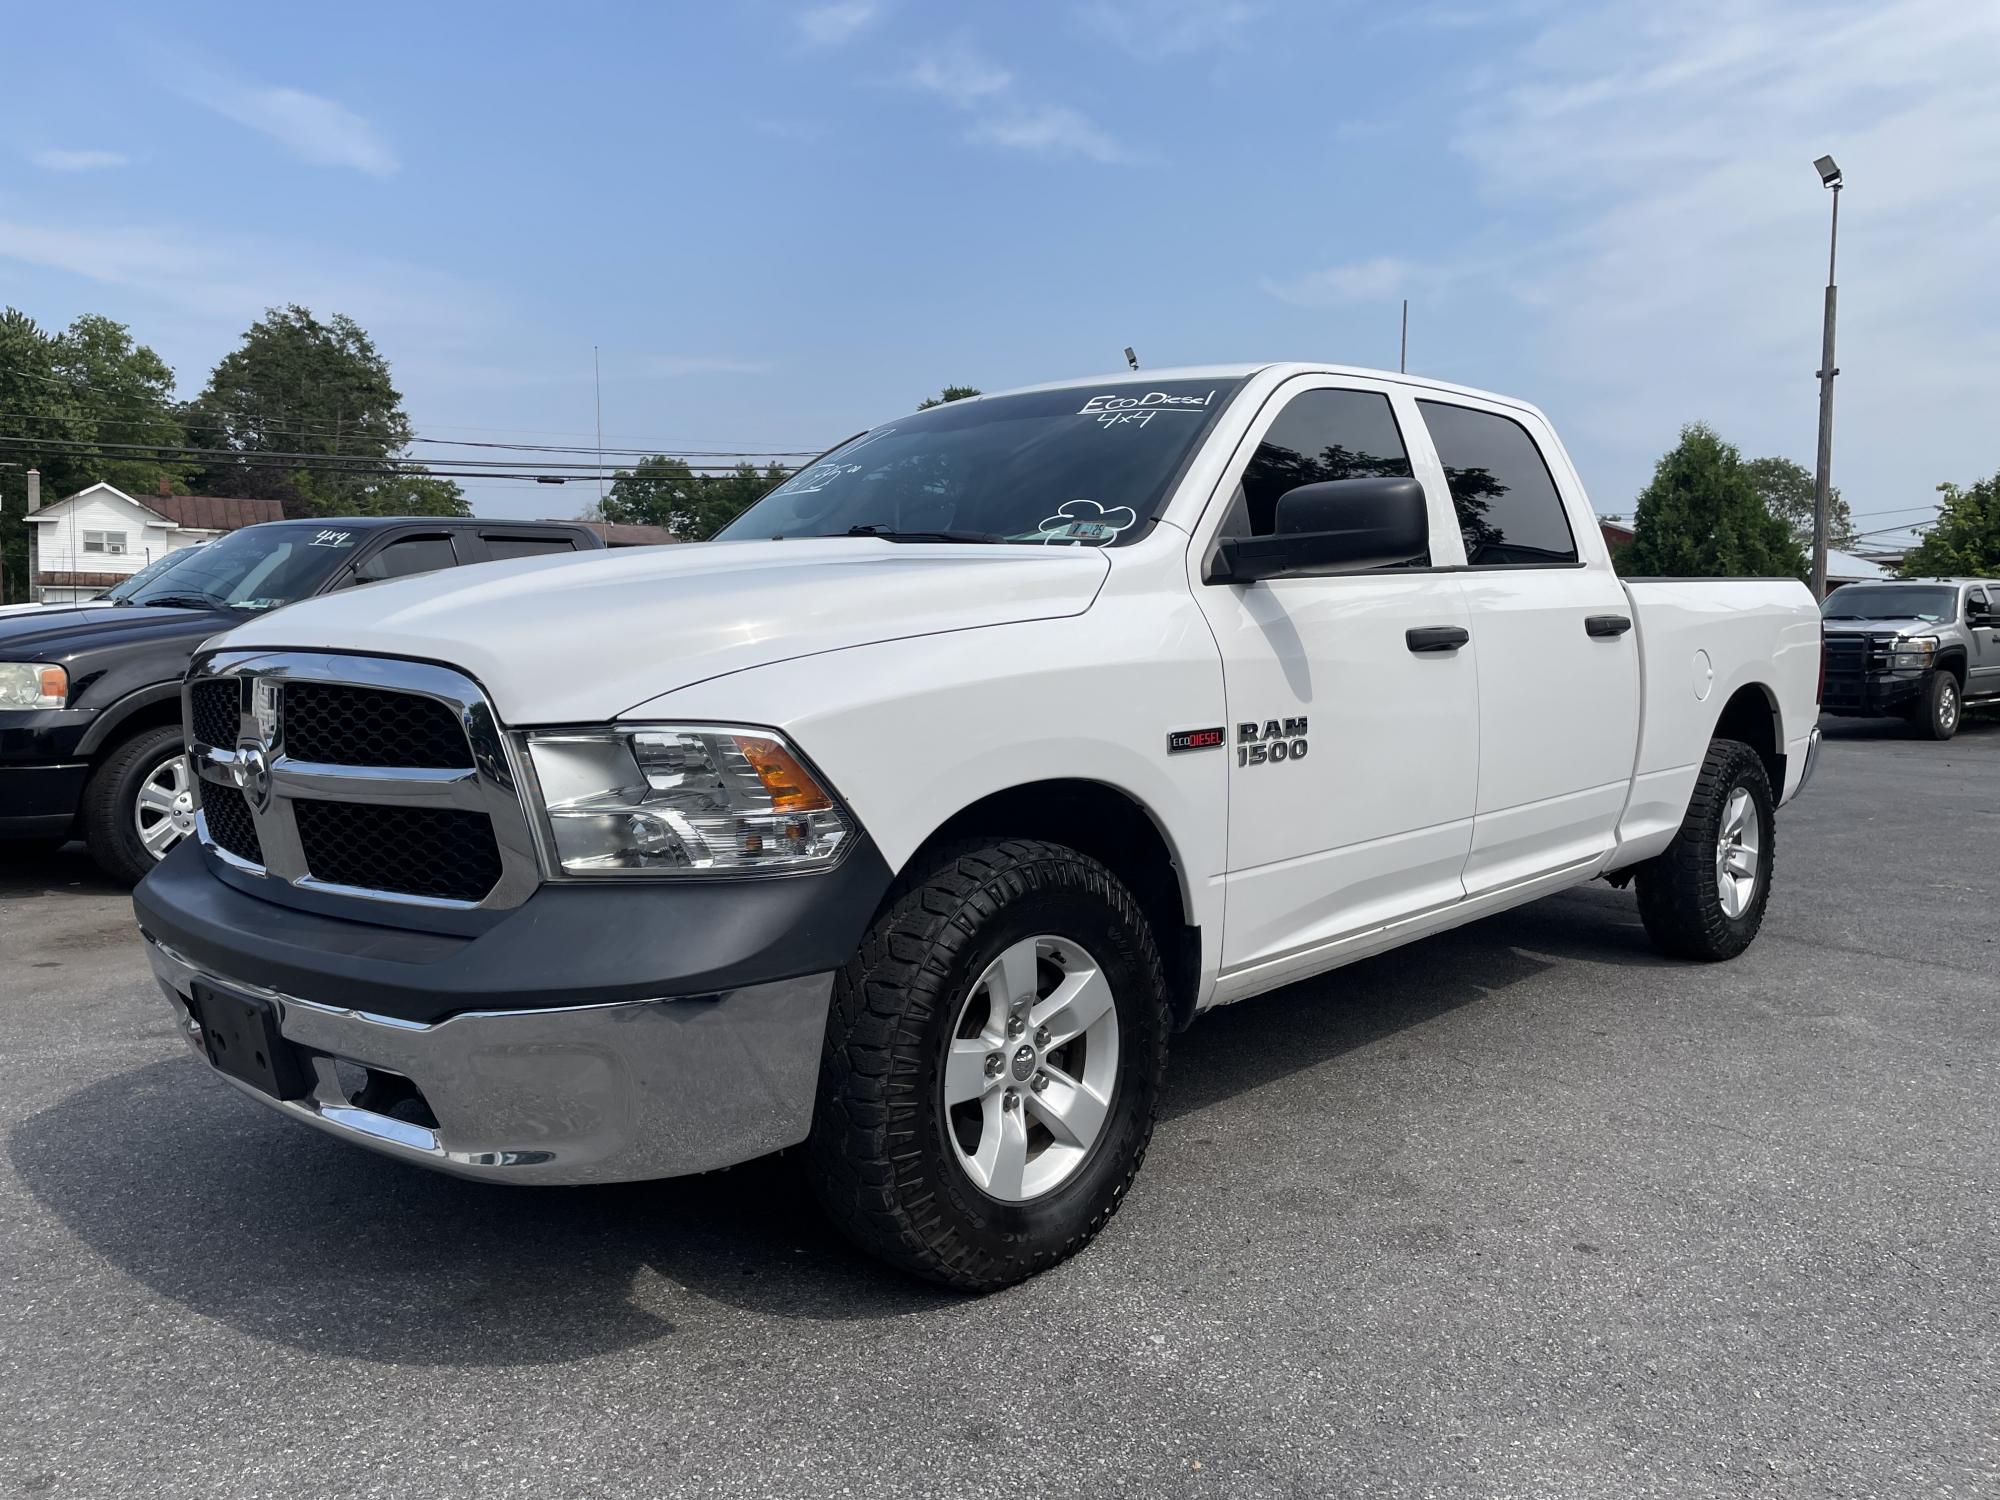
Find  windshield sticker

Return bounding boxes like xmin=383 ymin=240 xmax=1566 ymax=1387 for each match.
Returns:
xmin=309 ymin=529 xmax=356 ymax=548
xmin=1077 ymin=389 xmax=1217 ymax=417
xmin=1036 ymin=499 xmax=1138 ymax=545
xmin=780 ymin=461 xmax=864 ymax=496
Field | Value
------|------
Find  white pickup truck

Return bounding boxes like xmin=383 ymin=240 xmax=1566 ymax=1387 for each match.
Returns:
xmin=134 ymin=363 xmax=1823 ymax=1289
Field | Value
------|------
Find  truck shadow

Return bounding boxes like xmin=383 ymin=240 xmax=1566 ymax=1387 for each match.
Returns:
xmin=10 ymin=887 xmax=1662 ymax=1367
xmin=0 ymin=841 xmax=124 ymax=901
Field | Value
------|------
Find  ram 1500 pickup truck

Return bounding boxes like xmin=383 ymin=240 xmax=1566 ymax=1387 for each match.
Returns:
xmin=133 ymin=364 xmax=1823 ymax=1290
xmin=1818 ymin=577 xmax=2000 ymax=739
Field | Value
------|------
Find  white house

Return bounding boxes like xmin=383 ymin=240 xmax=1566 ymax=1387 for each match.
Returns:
xmin=25 ymin=482 xmax=286 ymax=603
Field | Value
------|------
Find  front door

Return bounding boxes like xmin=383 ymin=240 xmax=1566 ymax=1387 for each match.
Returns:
xmin=1191 ymin=378 xmax=1481 ymax=984
xmin=1967 ymin=588 xmax=2000 ymax=700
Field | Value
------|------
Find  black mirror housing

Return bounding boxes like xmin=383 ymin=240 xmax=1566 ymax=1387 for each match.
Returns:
xmin=1206 ymin=477 xmax=1430 ymax=584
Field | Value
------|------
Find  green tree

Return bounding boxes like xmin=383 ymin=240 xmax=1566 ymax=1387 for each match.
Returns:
xmin=1744 ymin=455 xmax=1854 ymax=552
xmin=1899 ymin=474 xmax=2000 ymax=577
xmin=183 ymin=305 xmax=465 ymax=518
xmin=0 ymin=309 xmax=189 ymax=602
xmin=1620 ymin=423 xmax=1806 ymax=579
xmin=597 ymin=458 xmax=789 ymax=538
xmin=916 ymin=385 xmax=981 ymax=409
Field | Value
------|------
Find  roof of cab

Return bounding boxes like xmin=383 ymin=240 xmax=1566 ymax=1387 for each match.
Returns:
xmin=969 ymin=362 xmax=1551 ymax=422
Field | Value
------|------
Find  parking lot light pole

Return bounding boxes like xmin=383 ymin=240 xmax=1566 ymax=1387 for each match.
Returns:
xmin=1811 ymin=154 xmax=1842 ymax=602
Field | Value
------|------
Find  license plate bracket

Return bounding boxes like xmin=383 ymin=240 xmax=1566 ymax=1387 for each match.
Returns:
xmin=190 ymin=983 xmax=314 ymax=1101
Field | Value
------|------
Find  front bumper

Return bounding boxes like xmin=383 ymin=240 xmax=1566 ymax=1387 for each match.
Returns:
xmin=143 ymin=929 xmax=835 ymax=1184
xmin=0 ymin=709 xmax=94 ymax=837
xmin=1819 ymin=670 xmax=1925 ymax=716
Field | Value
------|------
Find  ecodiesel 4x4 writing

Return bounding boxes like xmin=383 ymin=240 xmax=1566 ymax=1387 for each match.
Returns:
xmin=133 ymin=364 xmax=1823 ymax=1290
xmin=1818 ymin=578 xmax=2000 ymax=739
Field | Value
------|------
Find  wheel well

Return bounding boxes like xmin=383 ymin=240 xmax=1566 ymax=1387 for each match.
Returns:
xmin=1935 ymin=650 xmax=1967 ymax=686
xmin=916 ymin=780 xmax=1201 ymax=1030
xmin=1712 ymin=683 xmax=1782 ymax=790
xmin=88 ymin=697 xmax=183 ymax=760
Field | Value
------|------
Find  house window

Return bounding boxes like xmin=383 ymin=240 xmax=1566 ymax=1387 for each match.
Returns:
xmin=83 ymin=530 xmax=128 ymax=556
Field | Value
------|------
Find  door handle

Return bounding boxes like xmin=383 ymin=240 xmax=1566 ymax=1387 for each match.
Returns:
xmin=1406 ymin=625 xmax=1470 ymax=653
xmin=1585 ymin=614 xmax=1633 ymax=638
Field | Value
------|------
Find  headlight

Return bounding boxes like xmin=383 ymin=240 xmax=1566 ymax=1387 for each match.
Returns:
xmin=525 ymin=724 xmax=855 ymax=875
xmin=0 ymin=663 xmax=67 ymax=709
xmin=1889 ymin=635 xmax=1938 ymax=668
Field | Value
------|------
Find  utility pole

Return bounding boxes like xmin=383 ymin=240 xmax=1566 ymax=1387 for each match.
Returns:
xmin=1810 ymin=155 xmax=1842 ymax=601
xmin=594 ymin=346 xmax=605 ymax=506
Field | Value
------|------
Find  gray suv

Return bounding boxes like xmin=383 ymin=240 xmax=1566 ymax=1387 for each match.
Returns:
xmin=1820 ymin=578 xmax=2000 ymax=740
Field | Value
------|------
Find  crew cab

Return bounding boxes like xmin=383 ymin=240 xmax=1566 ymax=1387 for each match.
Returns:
xmin=1 ymin=516 xmax=602 ymax=883
xmin=1819 ymin=577 xmax=2000 ymax=739
xmin=132 ymin=364 xmax=1822 ymax=1290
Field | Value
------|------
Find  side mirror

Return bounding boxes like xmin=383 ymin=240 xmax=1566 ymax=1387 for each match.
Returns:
xmin=1205 ymin=477 xmax=1429 ymax=584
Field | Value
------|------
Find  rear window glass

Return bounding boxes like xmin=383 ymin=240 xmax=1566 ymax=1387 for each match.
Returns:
xmin=1417 ymin=401 xmax=1578 ymax=566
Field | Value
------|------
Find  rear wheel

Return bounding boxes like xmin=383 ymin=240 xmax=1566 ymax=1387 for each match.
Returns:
xmin=81 ymin=725 xmax=196 ymax=887
xmin=1635 ymin=738 xmax=1775 ymax=962
xmin=1908 ymin=671 xmax=1961 ymax=741
xmin=806 ymin=838 xmax=1170 ymax=1291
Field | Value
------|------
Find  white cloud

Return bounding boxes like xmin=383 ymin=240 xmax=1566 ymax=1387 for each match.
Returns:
xmin=29 ymin=148 xmax=130 ymax=172
xmin=970 ymin=105 xmax=1135 ymax=165
xmin=906 ymin=46 xmax=1013 ymax=108
xmin=0 ymin=215 xmax=478 ymax=335
xmin=1078 ymin=0 xmax=1257 ymax=61
xmin=1266 ymin=0 xmax=2000 ymax=514
xmin=795 ymin=1 xmax=881 ymax=47
xmin=1264 ymin=256 xmax=1416 ymax=307
xmin=154 ymin=46 xmax=398 ymax=176
xmin=904 ymin=43 xmax=1133 ymax=165
xmin=202 ymin=85 xmax=398 ymax=176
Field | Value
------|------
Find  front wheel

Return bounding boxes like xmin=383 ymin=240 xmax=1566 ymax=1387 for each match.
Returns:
xmin=1908 ymin=671 xmax=1961 ymax=741
xmin=81 ymin=725 xmax=197 ymax=887
xmin=1634 ymin=738 xmax=1775 ymax=962
xmin=806 ymin=838 xmax=1170 ymax=1291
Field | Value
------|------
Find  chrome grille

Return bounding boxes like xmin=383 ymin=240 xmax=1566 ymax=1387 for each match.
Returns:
xmin=282 ymin=682 xmax=473 ymax=769
xmin=190 ymin=679 xmax=242 ymax=750
xmin=200 ymin=782 xmax=263 ymax=865
xmin=293 ymin=799 xmax=501 ymax=901
xmin=184 ymin=651 xmax=539 ymax=911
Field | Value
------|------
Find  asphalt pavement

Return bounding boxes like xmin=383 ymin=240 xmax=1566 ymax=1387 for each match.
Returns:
xmin=2 ymin=712 xmax=1995 ymax=1499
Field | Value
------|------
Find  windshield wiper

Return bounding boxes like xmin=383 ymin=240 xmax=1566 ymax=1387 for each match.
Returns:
xmin=134 ymin=592 xmax=227 ymax=611
xmin=842 ymin=524 xmax=1001 ymax=544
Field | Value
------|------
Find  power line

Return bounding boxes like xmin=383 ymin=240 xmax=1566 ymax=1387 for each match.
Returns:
xmin=0 ymin=434 xmax=793 ymax=475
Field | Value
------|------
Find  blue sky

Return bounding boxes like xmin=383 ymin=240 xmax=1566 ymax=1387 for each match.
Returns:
xmin=2 ymin=1 xmax=1994 ymax=543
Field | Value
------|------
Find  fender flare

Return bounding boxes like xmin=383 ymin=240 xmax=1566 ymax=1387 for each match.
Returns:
xmin=74 ymin=682 xmax=183 ymax=757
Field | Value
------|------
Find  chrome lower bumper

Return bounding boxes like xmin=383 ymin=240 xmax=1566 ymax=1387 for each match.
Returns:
xmin=142 ymin=931 xmax=833 ymax=1185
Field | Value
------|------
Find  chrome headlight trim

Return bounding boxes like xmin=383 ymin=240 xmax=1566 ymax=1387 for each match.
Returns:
xmin=519 ymin=722 xmax=860 ymax=880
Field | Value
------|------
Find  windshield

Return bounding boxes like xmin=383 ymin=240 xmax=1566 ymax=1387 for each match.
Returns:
xmin=1822 ymin=585 xmax=1957 ymax=623
xmin=120 ymin=524 xmax=363 ymax=612
xmin=103 ymin=546 xmax=204 ymax=601
xmin=714 ymin=377 xmax=1248 ymax=546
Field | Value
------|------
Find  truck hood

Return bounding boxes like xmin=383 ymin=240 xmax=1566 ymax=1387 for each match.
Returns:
xmin=0 ymin=602 xmax=239 ymax=660
xmin=1821 ymin=618 xmax=1943 ymax=638
xmin=213 ymin=538 xmax=1112 ymax=723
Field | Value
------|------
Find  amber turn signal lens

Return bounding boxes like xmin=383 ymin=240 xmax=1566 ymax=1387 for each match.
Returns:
xmin=38 ymin=666 xmax=68 ymax=704
xmin=736 ymin=735 xmax=833 ymax=811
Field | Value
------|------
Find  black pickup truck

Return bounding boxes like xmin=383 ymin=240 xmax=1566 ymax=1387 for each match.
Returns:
xmin=0 ymin=515 xmax=603 ymax=882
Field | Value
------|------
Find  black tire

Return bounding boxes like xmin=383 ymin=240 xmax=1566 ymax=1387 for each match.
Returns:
xmin=806 ymin=838 xmax=1170 ymax=1292
xmin=1634 ymin=738 xmax=1775 ymax=962
xmin=81 ymin=725 xmax=192 ymax=887
xmin=1908 ymin=671 xmax=1961 ymax=741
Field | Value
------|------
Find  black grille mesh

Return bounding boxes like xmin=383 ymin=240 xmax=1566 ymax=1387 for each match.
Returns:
xmin=201 ymin=782 xmax=263 ymax=865
xmin=294 ymin=799 xmax=501 ymax=902
xmin=189 ymin=679 xmax=240 ymax=749
xmin=282 ymin=683 xmax=473 ymax=769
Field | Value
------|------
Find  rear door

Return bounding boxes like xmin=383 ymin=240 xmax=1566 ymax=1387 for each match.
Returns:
xmin=465 ymin=529 xmax=590 ymax=564
xmin=1409 ymin=398 xmax=1641 ymax=895
xmin=1191 ymin=376 xmax=1481 ymax=981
